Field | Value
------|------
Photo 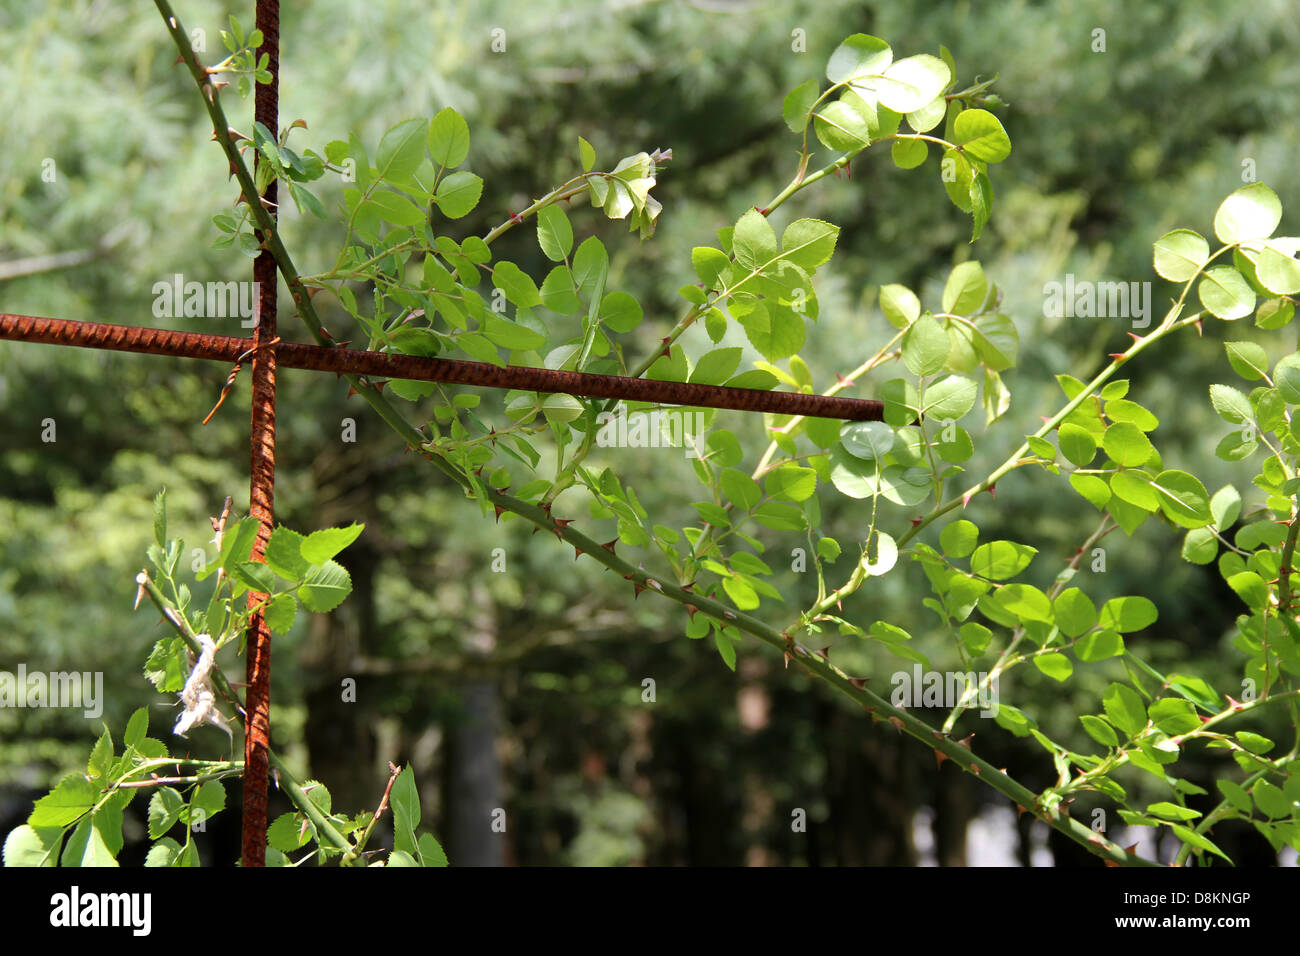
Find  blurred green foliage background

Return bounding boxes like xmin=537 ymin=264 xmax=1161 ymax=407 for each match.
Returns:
xmin=1 ymin=0 xmax=1298 ymax=865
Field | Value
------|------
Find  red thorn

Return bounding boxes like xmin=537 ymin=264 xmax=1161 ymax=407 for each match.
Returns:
xmin=601 ymin=538 xmax=618 ymax=553
xmin=1127 ymin=331 xmax=1142 ymax=342
xmin=887 ymin=715 xmax=904 ymax=734
xmin=1108 ymin=353 xmax=1127 ymax=362
xmin=756 ymin=207 xmax=770 ymax=216
xmin=956 ymin=733 xmax=974 ymax=750
xmin=817 ymin=646 xmax=831 ymax=660
xmin=910 ymin=516 xmax=923 ymax=527
xmin=961 ymin=491 xmax=974 ymax=508
xmin=573 ymin=548 xmax=583 ymax=560
xmin=682 ymin=582 xmax=695 ymax=593
xmin=935 ymin=749 xmax=949 ymax=769
xmin=554 ymin=518 xmax=574 ymax=529
xmin=848 ymin=678 xmax=868 ymax=690
xmin=969 ymin=764 xmax=980 ymax=775
xmin=1015 ymin=804 xmax=1029 ymax=819
xmin=685 ymin=604 xmax=699 ymax=618
xmin=988 ymin=483 xmax=996 ymax=499
xmin=633 ymin=583 xmax=646 ymax=598
xmin=493 ymin=505 xmax=505 ymax=522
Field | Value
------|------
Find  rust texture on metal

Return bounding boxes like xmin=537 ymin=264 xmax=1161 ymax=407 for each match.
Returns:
xmin=0 ymin=314 xmax=886 ymax=422
xmin=241 ymin=0 xmax=280 ymax=869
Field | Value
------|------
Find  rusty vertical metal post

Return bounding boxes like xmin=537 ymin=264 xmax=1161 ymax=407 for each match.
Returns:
xmin=241 ymin=0 xmax=280 ymax=868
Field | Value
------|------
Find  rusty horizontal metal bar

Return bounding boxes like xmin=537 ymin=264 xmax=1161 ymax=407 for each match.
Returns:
xmin=0 ymin=313 xmax=885 ymax=421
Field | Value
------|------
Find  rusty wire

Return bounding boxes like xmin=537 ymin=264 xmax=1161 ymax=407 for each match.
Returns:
xmin=239 ymin=0 xmax=280 ymax=869
xmin=0 ymin=314 xmax=886 ymax=422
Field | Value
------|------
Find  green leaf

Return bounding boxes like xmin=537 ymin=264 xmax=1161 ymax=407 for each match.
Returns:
xmin=782 ymin=78 xmax=820 ymax=132
xmin=1151 ymin=470 xmax=1212 ymax=528
xmin=390 ymin=765 xmax=421 ymax=858
xmin=1255 ymin=244 xmax=1300 ymax=296
xmin=1053 ymin=588 xmax=1097 ymax=638
xmin=578 ymin=136 xmax=595 ymax=172
xmin=940 ymin=519 xmax=979 ymax=558
xmin=62 ymin=817 xmax=118 ymax=867
xmin=713 ymin=630 xmax=738 ymax=671
xmin=765 ymin=465 xmax=817 ymax=502
xmin=1098 ymin=596 xmax=1158 ymax=633
xmin=1102 ymin=682 xmax=1148 ymax=739
xmin=1198 ymin=265 xmax=1256 ymax=320
xmin=1251 ymin=780 xmax=1291 ymax=818
xmin=689 ymin=347 xmax=743 ymax=385
xmin=720 ymin=469 xmax=761 ymax=510
xmin=872 ymin=55 xmax=951 ymax=114
xmin=428 ymin=107 xmax=470 ymax=167
xmin=301 ymin=523 xmax=364 ymax=565
xmin=1274 ymin=353 xmax=1300 ymax=403
xmin=153 ymin=489 xmax=167 ymax=548
xmin=1256 ymin=297 xmax=1295 ymax=329
xmin=1170 ymin=825 xmax=1232 ymax=862
xmin=902 ymin=313 xmax=950 ymax=376
xmin=492 ymin=261 xmax=542 ymax=309
xmin=1167 ymin=674 xmax=1222 ymax=710
xmin=941 ymin=261 xmax=987 ymax=315
xmin=29 ymin=773 xmax=95 ymax=828
xmin=969 ymin=540 xmax=1036 ymax=581
xmin=1070 ymin=473 xmax=1111 ymax=510
xmin=1076 ymin=630 xmax=1125 ymax=662
xmin=826 ymin=34 xmax=892 ymax=83
xmin=840 ymin=420 xmax=895 ymax=460
xmin=732 ymin=208 xmax=778 ymax=273
xmin=1147 ymin=801 xmax=1200 ymax=822
xmin=418 ymin=832 xmax=449 ymax=867
xmin=599 ymin=292 xmax=642 ymax=334
xmin=298 ymin=560 xmax=353 ymax=613
xmin=781 ymin=219 xmax=839 ymax=272
xmin=923 ymin=375 xmax=978 ymax=421
xmin=266 ymin=526 xmax=311 ymax=580
xmin=434 ymin=171 xmax=483 ymax=219
xmin=813 ymin=100 xmax=872 ymax=152
xmin=1102 ymin=422 xmax=1154 ymax=467
xmin=1058 ymin=423 xmax=1097 ymax=467
xmin=1034 ymin=653 xmax=1073 ymax=682
xmin=953 ymin=109 xmax=1010 ymax=163
xmin=265 ymin=593 xmax=298 ymax=634
xmin=1209 ymin=383 xmax=1255 ymax=423
xmin=2 ymin=825 xmax=64 ymax=867
xmin=536 ymin=205 xmax=573 ymax=262
xmin=879 ymin=284 xmax=920 ymax=328
xmin=1079 ymin=715 xmax=1118 ymax=748
xmin=1148 ymin=698 xmax=1200 ymax=735
xmin=234 ymin=560 xmax=275 ymax=593
xmin=148 ymin=787 xmax=185 ymax=839
xmin=1214 ymin=183 xmax=1282 ymax=244
xmin=1216 ymin=779 xmax=1253 ymax=814
xmin=892 ymin=138 xmax=928 ymax=169
xmin=1153 ymin=229 xmax=1210 ymax=281
xmin=375 ymin=118 xmax=427 ymax=183
xmin=692 ymin=247 xmax=731 ymax=288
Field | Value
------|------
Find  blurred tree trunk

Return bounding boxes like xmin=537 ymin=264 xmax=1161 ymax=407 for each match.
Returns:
xmin=445 ymin=583 xmax=505 ymax=866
